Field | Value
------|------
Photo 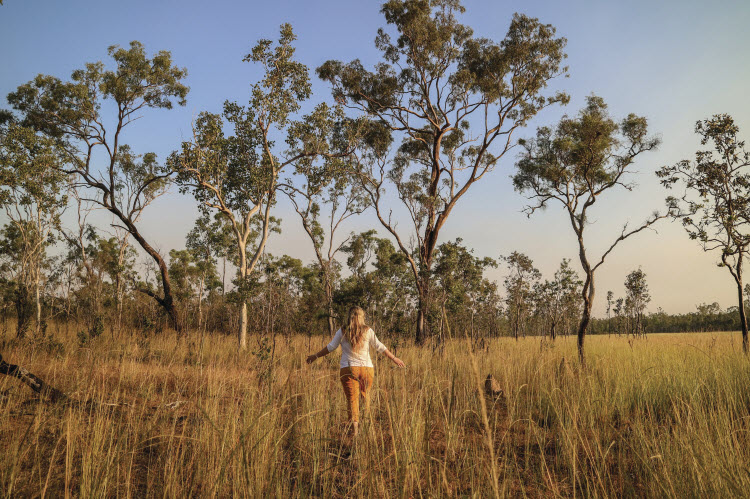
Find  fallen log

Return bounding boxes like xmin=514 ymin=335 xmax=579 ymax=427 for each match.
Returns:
xmin=0 ymin=353 xmax=65 ymax=402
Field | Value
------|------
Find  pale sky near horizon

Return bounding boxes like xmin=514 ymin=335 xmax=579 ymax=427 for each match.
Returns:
xmin=2 ymin=0 xmax=750 ymax=317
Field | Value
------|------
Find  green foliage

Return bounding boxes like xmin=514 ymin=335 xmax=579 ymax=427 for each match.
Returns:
xmin=77 ymin=315 xmax=104 ymax=347
xmin=337 ymin=230 xmax=414 ymax=332
xmin=172 ymin=24 xmax=343 ymax=226
xmin=247 ymin=23 xmax=310 ymax=127
xmin=623 ymin=268 xmax=650 ymax=336
xmin=88 ymin=234 xmax=136 ymax=284
xmin=25 ymin=321 xmax=66 ymax=357
xmin=0 ymin=121 xmax=69 ymax=335
xmin=533 ymin=259 xmax=583 ymax=339
xmin=514 ymin=95 xmax=659 ymax=214
xmin=433 ymin=238 xmax=497 ymax=315
xmin=0 ymin=123 xmax=68 ymax=216
xmin=136 ymin=314 xmax=163 ymax=337
xmin=169 ymin=249 xmax=202 ymax=303
xmin=8 ymin=41 xmax=187 ymax=138
xmin=501 ymin=251 xmax=540 ymax=338
xmin=624 ymin=268 xmax=650 ymax=311
xmin=658 ymin=114 xmax=750 ymax=259
xmin=281 ymin=110 xmax=368 ymax=334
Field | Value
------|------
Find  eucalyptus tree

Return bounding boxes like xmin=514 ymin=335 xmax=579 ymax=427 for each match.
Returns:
xmin=168 ymin=247 xmax=219 ymax=330
xmin=185 ymin=215 xmax=224 ymax=330
xmin=433 ymin=238 xmax=497 ymax=340
xmin=7 ymin=41 xmax=188 ymax=331
xmin=658 ymin=115 xmax=750 ymax=352
xmin=187 ymin=212 xmax=235 ymax=296
xmin=514 ymin=96 xmax=670 ymax=362
xmin=62 ymin=186 xmax=149 ymax=332
xmin=340 ymin=229 xmax=389 ymax=314
xmin=501 ymin=251 xmax=540 ymax=340
xmin=280 ymin=139 xmax=367 ymax=336
xmin=0 ymin=122 xmax=68 ymax=337
xmin=613 ymin=297 xmax=625 ymax=333
xmin=338 ymin=230 xmax=413 ymax=333
xmin=60 ymin=190 xmax=100 ymax=317
xmin=318 ymin=0 xmax=568 ymax=343
xmin=92 ymin=232 xmax=137 ymax=328
xmin=533 ymin=259 xmax=582 ymax=340
xmin=172 ymin=25 xmax=349 ymax=349
xmin=624 ymin=268 xmax=650 ymax=336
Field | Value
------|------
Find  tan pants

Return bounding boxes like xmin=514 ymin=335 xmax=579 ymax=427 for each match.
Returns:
xmin=339 ymin=366 xmax=374 ymax=422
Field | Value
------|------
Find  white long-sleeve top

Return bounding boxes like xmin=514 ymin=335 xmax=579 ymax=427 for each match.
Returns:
xmin=326 ymin=327 xmax=387 ymax=368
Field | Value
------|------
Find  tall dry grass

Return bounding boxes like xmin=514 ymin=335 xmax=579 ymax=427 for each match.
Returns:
xmin=1 ymin=325 xmax=749 ymax=497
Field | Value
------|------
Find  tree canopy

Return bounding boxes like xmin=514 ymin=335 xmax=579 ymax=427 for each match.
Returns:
xmin=319 ymin=0 xmax=569 ymax=342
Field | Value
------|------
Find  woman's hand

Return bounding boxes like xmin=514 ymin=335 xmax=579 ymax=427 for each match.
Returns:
xmin=383 ymin=348 xmax=405 ymax=368
xmin=308 ymin=347 xmax=330 ymax=364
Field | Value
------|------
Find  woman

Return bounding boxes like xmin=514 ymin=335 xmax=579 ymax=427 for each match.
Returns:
xmin=307 ymin=306 xmax=405 ymax=435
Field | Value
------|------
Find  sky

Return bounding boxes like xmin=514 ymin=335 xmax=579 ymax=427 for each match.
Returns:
xmin=2 ymin=0 xmax=750 ymax=317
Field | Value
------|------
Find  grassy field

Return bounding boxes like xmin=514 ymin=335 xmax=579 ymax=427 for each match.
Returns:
xmin=1 ymin=326 xmax=750 ymax=498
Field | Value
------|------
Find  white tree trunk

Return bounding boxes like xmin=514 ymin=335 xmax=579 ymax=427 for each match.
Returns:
xmin=238 ymin=241 xmax=248 ymax=350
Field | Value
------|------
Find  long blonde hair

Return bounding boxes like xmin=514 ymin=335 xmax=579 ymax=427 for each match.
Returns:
xmin=343 ymin=306 xmax=368 ymax=349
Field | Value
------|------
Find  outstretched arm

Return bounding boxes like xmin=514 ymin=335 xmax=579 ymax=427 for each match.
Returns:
xmin=371 ymin=331 xmax=405 ymax=367
xmin=382 ymin=348 xmax=406 ymax=368
xmin=308 ymin=328 xmax=342 ymax=364
xmin=306 ymin=346 xmax=331 ymax=364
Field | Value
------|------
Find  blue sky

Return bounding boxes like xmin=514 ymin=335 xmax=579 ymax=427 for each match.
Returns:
xmin=2 ymin=0 xmax=750 ymax=315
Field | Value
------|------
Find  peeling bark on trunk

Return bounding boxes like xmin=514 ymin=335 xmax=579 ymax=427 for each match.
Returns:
xmin=197 ymin=275 xmax=205 ymax=331
xmin=239 ymin=301 xmax=248 ymax=350
xmin=34 ymin=270 xmax=41 ymax=334
xmin=416 ymin=308 xmax=426 ymax=345
xmin=15 ymin=287 xmax=32 ymax=339
xmin=576 ymin=229 xmax=594 ymax=366
xmin=577 ymin=275 xmax=595 ymax=365
xmin=0 ymin=353 xmax=64 ymax=402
